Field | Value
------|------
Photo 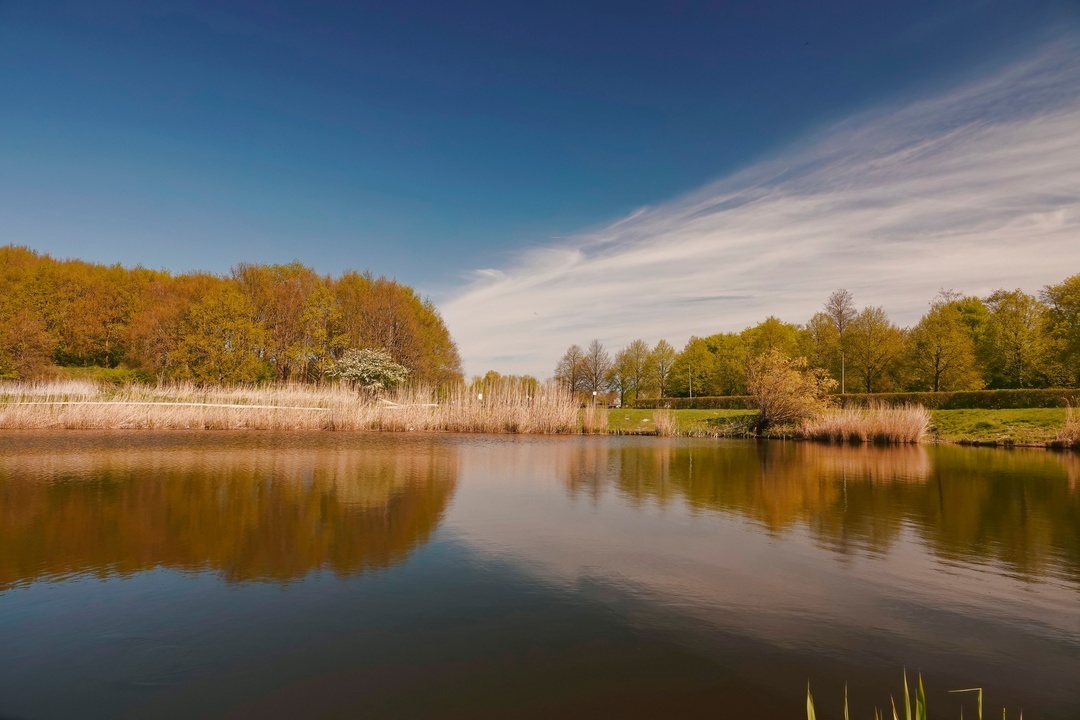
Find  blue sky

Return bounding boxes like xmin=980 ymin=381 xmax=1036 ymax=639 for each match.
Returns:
xmin=2 ymin=1 xmax=1079 ymax=374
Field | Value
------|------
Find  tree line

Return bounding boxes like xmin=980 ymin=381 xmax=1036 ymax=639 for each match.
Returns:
xmin=554 ymin=275 xmax=1080 ymax=404
xmin=0 ymin=245 xmax=462 ymax=385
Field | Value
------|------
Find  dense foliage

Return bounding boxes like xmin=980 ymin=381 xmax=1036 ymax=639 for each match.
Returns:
xmin=556 ymin=275 xmax=1080 ymax=402
xmin=0 ymin=245 xmax=462 ymax=385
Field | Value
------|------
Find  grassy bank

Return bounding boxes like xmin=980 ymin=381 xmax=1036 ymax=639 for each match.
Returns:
xmin=609 ymin=407 xmax=1077 ymax=447
xmin=4 ymin=380 xmax=1077 ymax=447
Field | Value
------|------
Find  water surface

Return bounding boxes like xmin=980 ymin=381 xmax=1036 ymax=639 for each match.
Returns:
xmin=1 ymin=433 xmax=1078 ymax=718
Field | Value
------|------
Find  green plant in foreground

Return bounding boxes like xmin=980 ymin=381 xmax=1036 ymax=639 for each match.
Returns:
xmin=806 ymin=671 xmax=1021 ymax=719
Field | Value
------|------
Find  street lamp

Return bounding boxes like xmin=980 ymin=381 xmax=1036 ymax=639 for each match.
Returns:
xmin=592 ymin=390 xmax=597 ymax=407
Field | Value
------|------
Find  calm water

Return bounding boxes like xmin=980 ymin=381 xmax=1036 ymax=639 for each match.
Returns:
xmin=1 ymin=433 xmax=1078 ymax=719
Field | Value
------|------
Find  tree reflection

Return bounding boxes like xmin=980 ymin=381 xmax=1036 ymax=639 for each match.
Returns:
xmin=564 ymin=441 xmax=1080 ymax=582
xmin=0 ymin=441 xmax=457 ymax=588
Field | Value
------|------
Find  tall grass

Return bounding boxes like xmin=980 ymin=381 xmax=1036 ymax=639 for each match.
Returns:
xmin=0 ymin=379 xmax=591 ymax=434
xmin=800 ymin=403 xmax=931 ymax=444
xmin=1053 ymin=403 xmax=1080 ymax=448
xmin=652 ymin=408 xmax=678 ymax=436
xmin=581 ymin=405 xmax=609 ymax=435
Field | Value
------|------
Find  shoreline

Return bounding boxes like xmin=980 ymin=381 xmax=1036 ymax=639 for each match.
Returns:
xmin=2 ymin=383 xmax=1075 ymax=450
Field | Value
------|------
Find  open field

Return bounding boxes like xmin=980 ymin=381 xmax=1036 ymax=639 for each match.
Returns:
xmin=607 ymin=408 xmax=755 ymax=435
xmin=929 ymin=407 xmax=1069 ymax=445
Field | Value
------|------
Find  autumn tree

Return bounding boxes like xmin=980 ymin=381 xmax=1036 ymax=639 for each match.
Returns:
xmin=0 ymin=308 xmax=54 ymax=379
xmin=173 ymin=284 xmax=270 ymax=384
xmin=334 ymin=271 xmax=462 ymax=386
xmin=746 ymin=348 xmax=836 ymax=432
xmin=126 ymin=272 xmax=220 ymax=381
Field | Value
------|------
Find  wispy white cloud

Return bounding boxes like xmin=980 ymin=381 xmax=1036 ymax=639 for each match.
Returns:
xmin=442 ymin=43 xmax=1080 ymax=377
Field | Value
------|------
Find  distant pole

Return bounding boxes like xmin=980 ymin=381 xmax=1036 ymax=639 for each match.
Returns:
xmin=841 ymin=350 xmax=845 ymax=395
xmin=592 ymin=390 xmax=597 ymax=407
xmin=688 ymin=366 xmax=692 ymax=401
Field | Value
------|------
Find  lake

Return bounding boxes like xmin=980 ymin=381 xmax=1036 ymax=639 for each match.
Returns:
xmin=1 ymin=432 xmax=1078 ymax=719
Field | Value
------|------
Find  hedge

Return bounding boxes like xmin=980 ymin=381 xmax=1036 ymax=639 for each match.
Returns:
xmin=635 ymin=389 xmax=1080 ymax=411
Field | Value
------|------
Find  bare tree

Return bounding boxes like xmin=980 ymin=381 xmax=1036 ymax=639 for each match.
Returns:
xmin=825 ymin=289 xmax=856 ymax=392
xmin=825 ymin=289 xmax=856 ymax=335
xmin=554 ymin=344 xmax=586 ymax=392
xmin=582 ymin=339 xmax=613 ymax=394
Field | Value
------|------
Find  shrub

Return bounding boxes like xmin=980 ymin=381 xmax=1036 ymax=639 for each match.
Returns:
xmin=329 ymin=349 xmax=409 ymax=393
xmin=746 ymin=349 xmax=836 ymax=432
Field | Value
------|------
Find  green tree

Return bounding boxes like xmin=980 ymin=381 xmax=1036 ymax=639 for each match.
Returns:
xmin=846 ymin=306 xmax=903 ymax=393
xmin=649 ymin=340 xmax=676 ymax=398
xmin=805 ymin=311 xmax=839 ymax=374
xmin=670 ymin=336 xmax=717 ymax=397
xmin=984 ymin=289 xmax=1052 ymax=388
xmin=741 ymin=316 xmax=804 ymax=359
xmin=906 ymin=298 xmax=982 ymax=392
xmin=1041 ymin=273 xmax=1080 ymax=387
xmin=707 ymin=332 xmax=750 ymax=396
xmin=610 ymin=339 xmax=652 ymax=405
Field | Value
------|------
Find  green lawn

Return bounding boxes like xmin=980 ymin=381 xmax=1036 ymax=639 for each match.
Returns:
xmin=607 ymin=408 xmax=755 ymax=435
xmin=609 ymin=407 xmax=1070 ymax=445
xmin=929 ymin=408 xmax=1067 ymax=445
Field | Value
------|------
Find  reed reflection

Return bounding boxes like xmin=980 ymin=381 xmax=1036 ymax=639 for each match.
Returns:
xmin=0 ymin=437 xmax=457 ymax=588
xmin=563 ymin=441 xmax=1080 ymax=583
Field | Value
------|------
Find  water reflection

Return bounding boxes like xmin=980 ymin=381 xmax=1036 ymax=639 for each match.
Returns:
xmin=562 ymin=440 xmax=1080 ymax=583
xmin=0 ymin=433 xmax=457 ymax=588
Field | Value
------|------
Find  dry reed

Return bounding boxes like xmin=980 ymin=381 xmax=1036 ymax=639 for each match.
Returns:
xmin=580 ymin=405 xmax=609 ymax=435
xmin=0 ymin=379 xmax=590 ymax=434
xmin=652 ymin=409 xmax=678 ymax=436
xmin=1055 ymin=403 xmax=1080 ymax=448
xmin=800 ymin=402 xmax=931 ymax=444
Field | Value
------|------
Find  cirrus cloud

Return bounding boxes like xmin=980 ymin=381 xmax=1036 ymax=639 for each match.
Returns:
xmin=442 ymin=42 xmax=1080 ymax=377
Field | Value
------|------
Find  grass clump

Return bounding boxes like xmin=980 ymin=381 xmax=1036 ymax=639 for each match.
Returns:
xmin=652 ymin=409 xmax=678 ymax=436
xmin=807 ymin=671 xmax=1021 ymax=720
xmin=801 ymin=403 xmax=931 ymax=444
xmin=1051 ymin=404 xmax=1080 ymax=449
